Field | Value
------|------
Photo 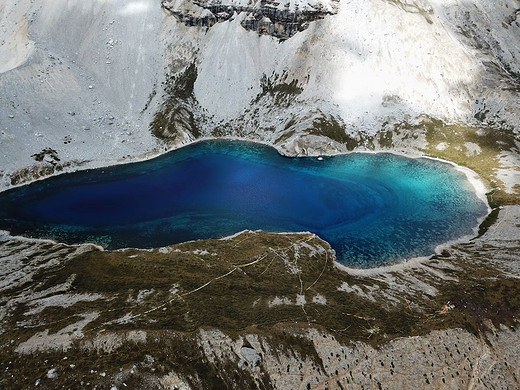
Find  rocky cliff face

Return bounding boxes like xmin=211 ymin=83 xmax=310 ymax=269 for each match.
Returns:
xmin=153 ymin=0 xmax=520 ymax=162
xmin=162 ymin=0 xmax=339 ymax=39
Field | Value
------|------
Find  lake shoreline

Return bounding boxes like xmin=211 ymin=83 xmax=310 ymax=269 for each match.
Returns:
xmin=0 ymin=138 xmax=490 ymax=269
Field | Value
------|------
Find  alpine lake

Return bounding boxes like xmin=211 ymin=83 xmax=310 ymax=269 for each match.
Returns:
xmin=0 ymin=140 xmax=489 ymax=268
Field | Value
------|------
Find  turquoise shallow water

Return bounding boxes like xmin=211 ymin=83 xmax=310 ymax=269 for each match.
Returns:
xmin=0 ymin=140 xmax=488 ymax=268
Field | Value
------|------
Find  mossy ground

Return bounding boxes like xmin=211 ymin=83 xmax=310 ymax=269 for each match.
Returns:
xmin=420 ymin=119 xmax=520 ymax=206
xmin=1 ymin=227 xmax=519 ymax=388
xmin=253 ymin=73 xmax=304 ymax=108
xmin=308 ymin=116 xmax=361 ymax=147
xmin=150 ymin=63 xmax=201 ymax=142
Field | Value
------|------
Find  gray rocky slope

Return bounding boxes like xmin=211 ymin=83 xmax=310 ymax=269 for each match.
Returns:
xmin=1 ymin=0 xmax=520 ymax=185
xmin=1 ymin=0 xmax=520 ymax=389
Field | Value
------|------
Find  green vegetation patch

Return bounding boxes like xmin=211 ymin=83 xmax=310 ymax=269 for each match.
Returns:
xmin=306 ymin=115 xmax=372 ymax=149
xmin=378 ymin=130 xmax=394 ymax=148
xmin=477 ymin=207 xmax=500 ymax=237
xmin=165 ymin=63 xmax=198 ymax=100
xmin=253 ymin=72 xmax=304 ymax=107
xmin=421 ymin=119 xmax=520 ymax=206
xmin=150 ymin=63 xmax=201 ymax=142
xmin=3 ymin=230 xmax=519 ymax=350
xmin=31 ymin=148 xmax=60 ymax=163
xmin=1 ymin=227 xmax=520 ymax=388
xmin=433 ymin=258 xmax=520 ymax=335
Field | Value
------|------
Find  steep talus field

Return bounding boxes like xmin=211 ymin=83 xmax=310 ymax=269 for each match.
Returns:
xmin=1 ymin=0 xmax=520 ymax=183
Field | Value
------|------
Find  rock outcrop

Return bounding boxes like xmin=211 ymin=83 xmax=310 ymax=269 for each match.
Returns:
xmin=162 ymin=0 xmax=340 ymax=39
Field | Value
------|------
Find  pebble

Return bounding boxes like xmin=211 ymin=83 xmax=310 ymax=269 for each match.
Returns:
xmin=46 ymin=368 xmax=58 ymax=379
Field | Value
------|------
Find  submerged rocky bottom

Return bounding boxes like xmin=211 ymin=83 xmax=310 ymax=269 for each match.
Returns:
xmin=0 ymin=140 xmax=488 ymax=267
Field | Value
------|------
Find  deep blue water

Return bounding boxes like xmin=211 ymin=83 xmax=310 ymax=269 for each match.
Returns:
xmin=0 ymin=140 xmax=488 ymax=268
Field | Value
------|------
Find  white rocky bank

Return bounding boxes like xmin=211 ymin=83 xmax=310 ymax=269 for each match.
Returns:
xmin=0 ymin=0 xmax=519 ymax=188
